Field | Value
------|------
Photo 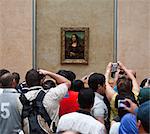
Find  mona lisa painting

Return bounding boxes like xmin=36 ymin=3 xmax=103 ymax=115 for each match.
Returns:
xmin=61 ymin=27 xmax=89 ymax=64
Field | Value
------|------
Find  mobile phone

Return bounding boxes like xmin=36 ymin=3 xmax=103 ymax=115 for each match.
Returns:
xmin=118 ymin=99 xmax=130 ymax=108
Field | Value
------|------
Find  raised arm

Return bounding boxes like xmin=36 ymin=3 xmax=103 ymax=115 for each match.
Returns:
xmin=118 ymin=61 xmax=140 ymax=93
xmin=105 ymin=62 xmax=116 ymax=101
xmin=39 ymin=69 xmax=71 ymax=88
xmin=81 ymin=72 xmax=94 ymax=88
xmin=124 ymin=98 xmax=138 ymax=114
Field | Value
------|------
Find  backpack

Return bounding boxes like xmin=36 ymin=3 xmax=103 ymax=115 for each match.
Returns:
xmin=19 ymin=90 xmax=52 ymax=134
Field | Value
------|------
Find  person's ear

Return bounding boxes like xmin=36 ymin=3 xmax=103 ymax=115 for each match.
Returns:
xmin=137 ymin=120 xmax=141 ymax=129
xmin=98 ymin=84 xmax=101 ymax=90
xmin=12 ymin=79 xmax=16 ymax=88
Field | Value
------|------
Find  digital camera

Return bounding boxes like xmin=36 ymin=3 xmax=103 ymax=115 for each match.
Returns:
xmin=118 ymin=99 xmax=130 ymax=108
xmin=111 ymin=63 xmax=118 ymax=78
xmin=111 ymin=63 xmax=118 ymax=73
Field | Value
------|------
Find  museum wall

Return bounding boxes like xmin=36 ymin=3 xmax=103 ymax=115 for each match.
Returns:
xmin=0 ymin=0 xmax=149 ymax=83
xmin=0 ymin=0 xmax=32 ymax=80
xmin=36 ymin=0 xmax=114 ymax=79
xmin=117 ymin=0 xmax=150 ymax=83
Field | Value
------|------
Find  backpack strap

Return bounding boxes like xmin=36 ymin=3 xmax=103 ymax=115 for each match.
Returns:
xmin=35 ymin=90 xmax=52 ymax=127
xmin=19 ymin=93 xmax=31 ymax=118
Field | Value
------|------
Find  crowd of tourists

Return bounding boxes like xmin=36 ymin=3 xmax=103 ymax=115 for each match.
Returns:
xmin=0 ymin=61 xmax=149 ymax=134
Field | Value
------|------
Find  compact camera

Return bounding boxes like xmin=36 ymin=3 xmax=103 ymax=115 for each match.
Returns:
xmin=111 ymin=63 xmax=118 ymax=78
xmin=118 ymin=99 xmax=130 ymax=108
xmin=111 ymin=63 xmax=118 ymax=73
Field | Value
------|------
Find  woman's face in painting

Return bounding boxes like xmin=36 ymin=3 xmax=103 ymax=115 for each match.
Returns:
xmin=72 ymin=34 xmax=77 ymax=42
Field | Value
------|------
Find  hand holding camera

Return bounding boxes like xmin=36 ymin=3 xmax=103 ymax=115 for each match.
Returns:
xmin=111 ymin=63 xmax=119 ymax=78
xmin=118 ymin=99 xmax=130 ymax=108
xmin=111 ymin=63 xmax=118 ymax=73
xmin=121 ymin=98 xmax=138 ymax=114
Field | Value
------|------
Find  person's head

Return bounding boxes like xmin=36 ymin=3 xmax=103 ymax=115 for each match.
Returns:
xmin=137 ymin=100 xmax=150 ymax=133
xmin=109 ymin=78 xmax=115 ymax=88
xmin=0 ymin=73 xmax=14 ymax=88
xmin=12 ymin=72 xmax=20 ymax=88
xmin=138 ymin=87 xmax=150 ymax=105
xmin=71 ymin=79 xmax=84 ymax=92
xmin=71 ymin=34 xmax=78 ymax=43
xmin=25 ymin=69 xmax=45 ymax=88
xmin=67 ymin=70 xmax=76 ymax=82
xmin=117 ymin=76 xmax=133 ymax=95
xmin=0 ymin=69 xmax=10 ymax=87
xmin=78 ymin=88 xmax=95 ymax=109
xmin=144 ymin=78 xmax=150 ymax=88
xmin=88 ymin=73 xmax=106 ymax=95
xmin=0 ymin=69 xmax=10 ymax=77
xmin=118 ymin=69 xmax=136 ymax=79
xmin=140 ymin=78 xmax=148 ymax=88
xmin=57 ymin=69 xmax=76 ymax=82
xmin=42 ymin=79 xmax=56 ymax=90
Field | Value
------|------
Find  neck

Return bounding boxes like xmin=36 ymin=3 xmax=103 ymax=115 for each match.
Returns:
xmin=79 ymin=108 xmax=91 ymax=112
xmin=97 ymin=89 xmax=103 ymax=96
xmin=139 ymin=127 xmax=147 ymax=134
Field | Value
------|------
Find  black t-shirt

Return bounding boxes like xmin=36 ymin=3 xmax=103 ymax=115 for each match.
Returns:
xmin=114 ymin=93 xmax=137 ymax=121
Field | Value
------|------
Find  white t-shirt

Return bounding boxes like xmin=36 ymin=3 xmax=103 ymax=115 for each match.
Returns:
xmin=57 ymin=112 xmax=106 ymax=134
xmin=91 ymin=92 xmax=108 ymax=120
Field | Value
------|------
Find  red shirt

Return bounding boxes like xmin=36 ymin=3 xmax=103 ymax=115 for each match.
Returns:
xmin=59 ymin=90 xmax=79 ymax=117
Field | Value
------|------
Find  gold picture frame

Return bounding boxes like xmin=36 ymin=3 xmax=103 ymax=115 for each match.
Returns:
xmin=61 ymin=27 xmax=89 ymax=64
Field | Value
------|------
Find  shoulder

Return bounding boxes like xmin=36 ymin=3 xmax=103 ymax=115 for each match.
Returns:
xmin=46 ymin=83 xmax=68 ymax=95
xmin=94 ymin=94 xmax=106 ymax=107
xmin=58 ymin=112 xmax=77 ymax=125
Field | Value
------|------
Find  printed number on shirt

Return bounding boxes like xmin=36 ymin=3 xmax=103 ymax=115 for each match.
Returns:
xmin=0 ymin=102 xmax=10 ymax=119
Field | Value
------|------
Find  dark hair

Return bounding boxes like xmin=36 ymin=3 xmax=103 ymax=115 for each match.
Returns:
xmin=0 ymin=73 xmax=13 ymax=88
xmin=140 ymin=78 xmax=148 ymax=88
xmin=117 ymin=76 xmax=133 ymax=96
xmin=0 ymin=69 xmax=10 ymax=77
xmin=88 ymin=73 xmax=105 ymax=92
xmin=42 ymin=80 xmax=56 ymax=90
xmin=71 ymin=79 xmax=84 ymax=92
xmin=25 ymin=69 xmax=42 ymax=87
xmin=67 ymin=70 xmax=76 ymax=82
xmin=12 ymin=72 xmax=20 ymax=84
xmin=71 ymin=34 xmax=78 ymax=40
xmin=57 ymin=69 xmax=76 ymax=82
xmin=78 ymin=88 xmax=95 ymax=109
xmin=71 ymin=34 xmax=80 ymax=46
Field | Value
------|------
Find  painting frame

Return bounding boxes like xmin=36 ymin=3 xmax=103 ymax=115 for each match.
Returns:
xmin=61 ymin=27 xmax=89 ymax=64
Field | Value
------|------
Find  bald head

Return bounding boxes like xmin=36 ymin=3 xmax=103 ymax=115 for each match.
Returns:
xmin=0 ymin=73 xmax=13 ymax=88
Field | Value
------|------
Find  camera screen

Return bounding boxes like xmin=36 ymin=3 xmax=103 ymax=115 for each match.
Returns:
xmin=118 ymin=100 xmax=130 ymax=108
xmin=111 ymin=63 xmax=118 ymax=73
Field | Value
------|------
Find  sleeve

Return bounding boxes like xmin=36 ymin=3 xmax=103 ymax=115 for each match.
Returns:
xmin=46 ymin=83 xmax=68 ymax=101
xmin=92 ymin=102 xmax=106 ymax=118
xmin=110 ymin=93 xmax=118 ymax=121
xmin=96 ymin=123 xmax=106 ymax=134
xmin=132 ymin=89 xmax=139 ymax=101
